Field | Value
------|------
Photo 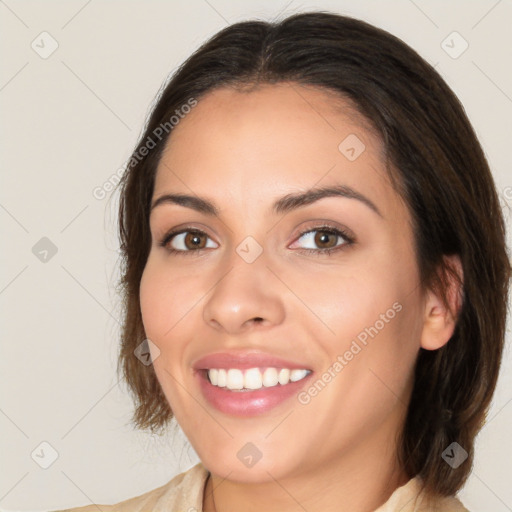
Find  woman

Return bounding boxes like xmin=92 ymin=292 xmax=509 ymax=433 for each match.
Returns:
xmin=61 ymin=11 xmax=510 ymax=512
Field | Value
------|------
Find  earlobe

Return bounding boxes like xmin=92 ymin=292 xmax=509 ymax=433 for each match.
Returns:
xmin=420 ymin=255 xmax=464 ymax=351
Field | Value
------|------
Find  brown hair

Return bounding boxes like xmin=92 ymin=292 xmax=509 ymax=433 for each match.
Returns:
xmin=116 ymin=11 xmax=510 ymax=498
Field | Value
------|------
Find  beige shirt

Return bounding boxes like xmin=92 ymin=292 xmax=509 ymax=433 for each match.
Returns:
xmin=56 ymin=462 xmax=469 ymax=511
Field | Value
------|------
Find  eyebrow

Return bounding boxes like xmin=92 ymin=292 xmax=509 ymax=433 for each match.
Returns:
xmin=150 ymin=184 xmax=382 ymax=218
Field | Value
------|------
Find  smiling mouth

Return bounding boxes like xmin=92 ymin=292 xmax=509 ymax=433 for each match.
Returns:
xmin=204 ymin=367 xmax=312 ymax=391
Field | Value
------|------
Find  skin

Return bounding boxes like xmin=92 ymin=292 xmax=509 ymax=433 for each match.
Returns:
xmin=139 ymin=83 xmax=460 ymax=512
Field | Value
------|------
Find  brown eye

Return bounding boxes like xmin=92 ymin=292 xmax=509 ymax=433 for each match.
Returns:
xmin=293 ymin=227 xmax=351 ymax=253
xmin=162 ymin=229 xmax=218 ymax=253
xmin=183 ymin=232 xmax=207 ymax=250
xmin=314 ymin=231 xmax=338 ymax=249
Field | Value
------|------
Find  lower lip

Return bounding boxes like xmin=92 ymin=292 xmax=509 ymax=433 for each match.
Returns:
xmin=196 ymin=370 xmax=313 ymax=417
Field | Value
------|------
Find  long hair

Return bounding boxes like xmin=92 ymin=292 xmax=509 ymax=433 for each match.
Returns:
xmin=116 ymin=11 xmax=510 ymax=498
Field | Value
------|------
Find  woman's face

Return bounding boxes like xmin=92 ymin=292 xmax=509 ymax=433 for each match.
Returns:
xmin=140 ymin=83 xmax=426 ymax=482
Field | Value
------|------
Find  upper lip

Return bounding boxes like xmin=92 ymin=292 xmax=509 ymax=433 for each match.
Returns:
xmin=192 ymin=350 xmax=313 ymax=371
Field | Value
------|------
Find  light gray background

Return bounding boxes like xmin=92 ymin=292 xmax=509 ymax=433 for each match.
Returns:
xmin=1 ymin=1 xmax=511 ymax=511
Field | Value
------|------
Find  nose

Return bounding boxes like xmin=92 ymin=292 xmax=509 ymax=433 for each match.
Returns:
xmin=202 ymin=252 xmax=286 ymax=335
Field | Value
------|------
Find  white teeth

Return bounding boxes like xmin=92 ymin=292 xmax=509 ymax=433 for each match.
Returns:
xmin=262 ymin=368 xmax=278 ymax=387
xmin=209 ymin=368 xmax=218 ymax=386
xmin=207 ymin=367 xmax=311 ymax=391
xmin=244 ymin=368 xmax=262 ymax=389
xmin=278 ymin=368 xmax=290 ymax=385
xmin=290 ymin=369 xmax=309 ymax=382
xmin=227 ymin=369 xmax=244 ymax=390
xmin=217 ymin=369 xmax=227 ymax=387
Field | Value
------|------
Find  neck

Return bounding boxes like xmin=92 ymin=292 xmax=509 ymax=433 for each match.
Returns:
xmin=202 ymin=424 xmax=410 ymax=512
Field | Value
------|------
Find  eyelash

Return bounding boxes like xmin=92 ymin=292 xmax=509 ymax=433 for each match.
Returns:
xmin=158 ymin=224 xmax=355 ymax=257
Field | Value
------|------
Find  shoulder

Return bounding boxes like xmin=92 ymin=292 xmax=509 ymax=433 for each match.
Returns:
xmin=52 ymin=462 xmax=209 ymax=512
xmin=375 ymin=476 xmax=470 ymax=512
xmin=426 ymin=494 xmax=470 ymax=512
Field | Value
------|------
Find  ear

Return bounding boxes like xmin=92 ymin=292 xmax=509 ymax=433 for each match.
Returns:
xmin=420 ymin=255 xmax=464 ymax=351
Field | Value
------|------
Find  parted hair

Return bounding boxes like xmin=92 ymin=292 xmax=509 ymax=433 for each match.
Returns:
xmin=116 ymin=11 xmax=510 ymax=499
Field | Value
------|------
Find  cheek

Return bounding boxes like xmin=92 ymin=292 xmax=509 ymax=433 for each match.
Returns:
xmin=298 ymin=265 xmax=407 ymax=346
xmin=139 ymin=263 xmax=166 ymax=337
xmin=139 ymin=259 xmax=199 ymax=412
xmin=326 ymin=269 xmax=422 ymax=409
xmin=307 ymin=248 xmax=423 ymax=378
xmin=139 ymin=258 xmax=199 ymax=340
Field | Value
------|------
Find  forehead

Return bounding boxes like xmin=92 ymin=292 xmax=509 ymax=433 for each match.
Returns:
xmin=159 ymin=82 xmax=379 ymax=164
xmin=153 ymin=83 xmax=399 ymax=218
